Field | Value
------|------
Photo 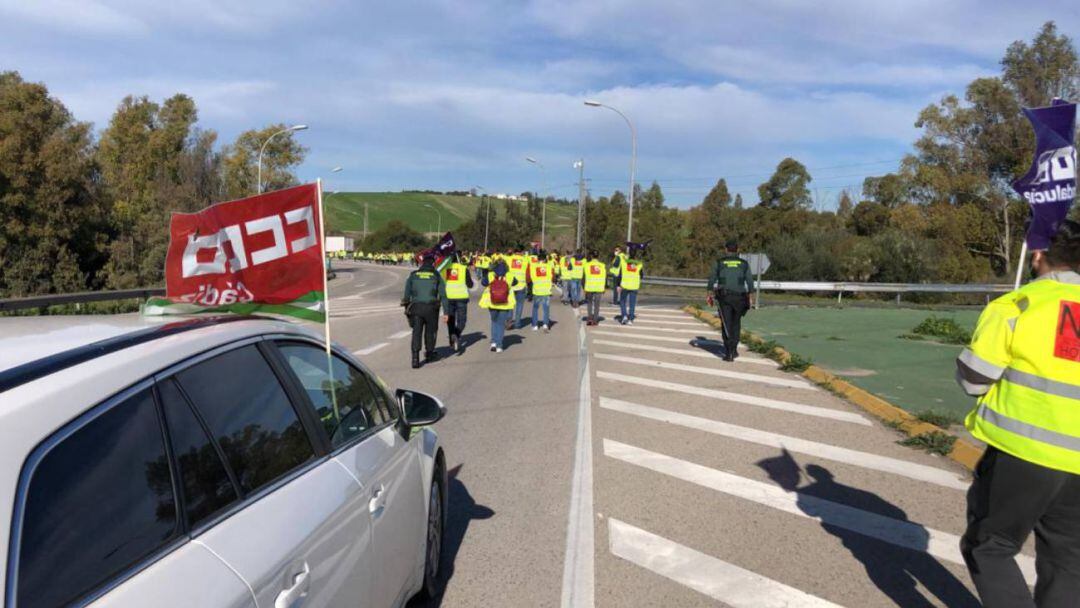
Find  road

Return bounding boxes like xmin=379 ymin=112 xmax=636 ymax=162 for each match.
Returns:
xmin=327 ymin=261 xmax=1031 ymax=607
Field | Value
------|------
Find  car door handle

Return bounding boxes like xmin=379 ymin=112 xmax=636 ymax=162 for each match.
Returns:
xmin=275 ymin=563 xmax=311 ymax=608
xmin=369 ymin=483 xmax=387 ymax=515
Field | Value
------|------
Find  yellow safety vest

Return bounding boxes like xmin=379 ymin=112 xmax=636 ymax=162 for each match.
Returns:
xmin=584 ymin=260 xmax=607 ymax=292
xmin=529 ymin=262 xmax=554 ymax=297
xmin=620 ymin=259 xmax=643 ymax=290
xmin=961 ymin=272 xmax=1080 ymax=474
xmin=570 ymin=257 xmax=585 ymax=280
xmin=476 ymin=255 xmax=491 ymax=270
xmin=507 ymin=255 xmax=528 ymax=291
xmin=560 ymin=257 xmax=573 ymax=280
xmin=444 ymin=263 xmax=469 ymax=300
xmin=478 ymin=272 xmax=517 ymax=310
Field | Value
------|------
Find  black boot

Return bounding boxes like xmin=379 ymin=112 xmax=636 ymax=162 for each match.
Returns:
xmin=411 ymin=352 xmax=421 ymax=369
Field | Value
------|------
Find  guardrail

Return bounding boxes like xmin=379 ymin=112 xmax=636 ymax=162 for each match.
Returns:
xmin=0 ymin=288 xmax=165 ymax=313
xmin=644 ymin=276 xmax=1013 ymax=304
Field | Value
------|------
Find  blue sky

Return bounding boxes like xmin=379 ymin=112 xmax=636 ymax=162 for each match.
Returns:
xmin=2 ymin=0 xmax=1076 ymax=207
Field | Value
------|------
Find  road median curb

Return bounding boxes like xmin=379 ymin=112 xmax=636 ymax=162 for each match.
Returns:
xmin=681 ymin=305 xmax=982 ymax=471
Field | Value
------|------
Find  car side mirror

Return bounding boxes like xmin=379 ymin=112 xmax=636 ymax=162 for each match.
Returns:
xmin=397 ymin=388 xmax=447 ymax=427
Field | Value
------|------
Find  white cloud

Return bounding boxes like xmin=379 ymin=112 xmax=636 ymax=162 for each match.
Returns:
xmin=0 ymin=0 xmax=147 ymax=35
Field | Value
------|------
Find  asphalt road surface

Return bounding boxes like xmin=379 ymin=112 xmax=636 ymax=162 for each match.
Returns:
xmin=327 ymin=261 xmax=1032 ymax=607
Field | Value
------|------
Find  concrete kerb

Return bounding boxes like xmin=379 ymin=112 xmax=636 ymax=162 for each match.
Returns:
xmin=681 ymin=305 xmax=983 ymax=471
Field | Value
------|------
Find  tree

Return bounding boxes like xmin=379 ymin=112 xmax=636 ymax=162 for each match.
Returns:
xmin=0 ymin=72 xmax=107 ymax=296
xmin=836 ymin=190 xmax=855 ymax=222
xmin=849 ymin=201 xmax=890 ymax=236
xmin=734 ymin=193 xmax=744 ymax=209
xmin=702 ymin=178 xmax=732 ymax=211
xmin=757 ymin=158 xmax=812 ymax=210
xmin=862 ymin=174 xmax=908 ymax=208
xmin=1001 ymin=21 xmax=1080 ymax=107
xmin=360 ymin=220 xmax=429 ymax=252
xmin=221 ymin=124 xmax=307 ymax=200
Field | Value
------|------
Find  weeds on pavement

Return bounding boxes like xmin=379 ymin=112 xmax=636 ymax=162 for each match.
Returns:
xmin=898 ymin=431 xmax=956 ymax=456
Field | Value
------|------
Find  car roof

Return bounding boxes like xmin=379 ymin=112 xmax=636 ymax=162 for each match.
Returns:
xmin=0 ymin=314 xmax=178 ymax=374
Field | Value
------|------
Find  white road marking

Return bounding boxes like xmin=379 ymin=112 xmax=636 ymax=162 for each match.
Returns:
xmin=597 ymin=371 xmax=871 ymax=425
xmin=595 ymin=353 xmax=808 ymax=389
xmin=602 ymin=309 xmax=689 ymax=318
xmin=591 ymin=331 xmax=746 ymax=351
xmin=389 ymin=330 xmax=413 ymax=339
xmin=607 ymin=325 xmax=712 ymax=335
xmin=620 ymin=318 xmax=702 ymax=327
xmin=607 ymin=518 xmax=841 ymax=608
xmin=591 ymin=339 xmax=774 ymax=366
xmin=561 ymin=320 xmax=594 ymax=608
xmin=352 ymin=343 xmax=389 ymax=356
xmin=601 ymin=398 xmax=967 ymax=490
xmin=604 ymin=440 xmax=1036 ymax=585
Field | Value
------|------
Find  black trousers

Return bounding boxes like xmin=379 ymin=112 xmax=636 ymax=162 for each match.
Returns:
xmin=409 ymin=302 xmax=439 ymax=355
xmin=445 ymin=299 xmax=468 ymax=339
xmin=717 ymin=295 xmax=748 ymax=358
xmin=962 ymin=446 xmax=1080 ymax=608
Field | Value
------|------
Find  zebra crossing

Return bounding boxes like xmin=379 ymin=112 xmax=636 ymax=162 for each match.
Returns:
xmin=584 ymin=306 xmax=1013 ymax=607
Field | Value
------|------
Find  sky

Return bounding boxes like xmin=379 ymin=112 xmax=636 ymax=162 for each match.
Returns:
xmin=2 ymin=0 xmax=1077 ymax=208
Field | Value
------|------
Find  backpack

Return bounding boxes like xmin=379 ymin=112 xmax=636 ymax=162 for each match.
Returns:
xmin=490 ymin=276 xmax=510 ymax=305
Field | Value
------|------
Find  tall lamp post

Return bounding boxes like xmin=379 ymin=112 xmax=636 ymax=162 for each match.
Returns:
xmin=584 ymin=100 xmax=636 ymax=242
xmin=525 ymin=156 xmax=547 ymax=249
xmin=424 ymin=204 xmax=442 ymax=235
xmin=475 ymin=185 xmax=491 ymax=251
xmin=257 ymin=124 xmax=308 ymax=194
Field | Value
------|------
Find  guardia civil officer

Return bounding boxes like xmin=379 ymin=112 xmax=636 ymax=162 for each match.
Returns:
xmin=441 ymin=252 xmax=474 ymax=354
xmin=707 ymin=239 xmax=754 ymax=361
xmin=402 ymin=252 xmax=443 ymax=368
xmin=956 ymin=220 xmax=1080 ymax=608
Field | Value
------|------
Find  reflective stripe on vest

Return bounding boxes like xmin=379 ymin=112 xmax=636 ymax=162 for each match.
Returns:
xmin=620 ymin=260 xmax=642 ymax=290
xmin=966 ymin=276 xmax=1080 ymax=474
xmin=444 ymin=263 xmax=469 ymax=299
xmin=530 ymin=262 xmax=554 ymax=296
xmin=584 ymin=261 xmax=607 ymax=292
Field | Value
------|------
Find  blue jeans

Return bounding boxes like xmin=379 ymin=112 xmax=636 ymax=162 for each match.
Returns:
xmin=513 ymin=289 xmax=527 ymax=327
xmin=532 ymin=295 xmax=550 ymax=327
xmin=620 ymin=289 xmax=638 ymax=322
xmin=569 ymin=279 xmax=582 ymax=305
xmin=489 ymin=309 xmax=510 ymax=348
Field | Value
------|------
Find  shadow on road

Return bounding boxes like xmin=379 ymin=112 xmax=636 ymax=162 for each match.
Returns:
xmin=456 ymin=331 xmax=486 ymax=354
xmin=689 ymin=336 xmax=728 ymax=359
xmin=757 ymin=449 xmax=980 ymax=608
xmin=408 ymin=464 xmax=494 ymax=608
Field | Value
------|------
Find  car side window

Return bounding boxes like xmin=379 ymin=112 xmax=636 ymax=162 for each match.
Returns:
xmin=175 ymin=345 xmax=316 ymax=496
xmin=17 ymin=388 xmax=179 ymax=608
xmin=158 ymin=379 xmax=240 ymax=528
xmin=276 ymin=343 xmax=388 ymax=448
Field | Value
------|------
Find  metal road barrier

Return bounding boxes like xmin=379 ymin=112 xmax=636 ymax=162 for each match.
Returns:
xmin=0 ymin=288 xmax=165 ymax=313
xmin=644 ymin=276 xmax=1014 ymax=304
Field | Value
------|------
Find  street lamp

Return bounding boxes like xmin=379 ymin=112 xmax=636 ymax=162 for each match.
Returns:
xmin=257 ymin=124 xmax=308 ymax=194
xmin=584 ymin=100 xmax=636 ymax=242
xmin=475 ymin=185 xmax=491 ymax=251
xmin=424 ymin=204 xmax=442 ymax=235
xmin=525 ymin=156 xmax=547 ymax=249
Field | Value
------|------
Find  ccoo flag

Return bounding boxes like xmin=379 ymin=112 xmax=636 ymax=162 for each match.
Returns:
xmin=421 ymin=232 xmax=457 ymax=272
xmin=1013 ymin=99 xmax=1077 ymax=250
xmin=144 ymin=183 xmax=328 ymax=322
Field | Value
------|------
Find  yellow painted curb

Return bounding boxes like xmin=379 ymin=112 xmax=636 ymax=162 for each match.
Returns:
xmin=681 ymin=305 xmax=982 ymax=471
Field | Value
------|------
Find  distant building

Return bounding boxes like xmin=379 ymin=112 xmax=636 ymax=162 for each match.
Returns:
xmin=325 ymin=236 xmax=355 ymax=253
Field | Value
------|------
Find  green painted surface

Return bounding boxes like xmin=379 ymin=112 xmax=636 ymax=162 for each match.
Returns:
xmin=324 ymin=191 xmax=580 ymax=239
xmin=743 ymin=306 xmax=982 ymax=420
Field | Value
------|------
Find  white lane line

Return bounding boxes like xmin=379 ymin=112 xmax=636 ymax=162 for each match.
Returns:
xmin=607 ymin=325 xmax=712 ymax=335
xmin=597 ymin=371 xmax=871 ymax=426
xmin=604 ymin=440 xmax=1036 ymax=585
xmin=591 ymin=339 xmax=774 ymax=367
xmin=389 ymin=330 xmax=413 ymax=339
xmin=352 ymin=343 xmax=389 ymax=356
xmin=591 ymin=330 xmax=746 ymax=351
xmin=595 ymin=353 xmax=808 ymax=389
xmin=620 ymin=318 xmax=702 ymax=327
xmin=330 ymin=309 xmax=401 ymax=318
xmin=602 ymin=309 xmax=689 ymax=318
xmin=561 ymin=319 xmax=594 ymax=608
xmin=608 ymin=518 xmax=841 ymax=608
xmin=601 ymin=398 xmax=966 ymax=490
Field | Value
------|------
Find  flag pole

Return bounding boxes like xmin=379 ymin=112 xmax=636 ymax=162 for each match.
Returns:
xmin=1014 ymin=241 xmax=1029 ymax=290
xmin=317 ymin=178 xmax=341 ymax=421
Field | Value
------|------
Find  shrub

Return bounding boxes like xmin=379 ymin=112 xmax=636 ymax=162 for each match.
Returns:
xmin=910 ymin=316 xmax=972 ymax=345
xmin=898 ymin=431 xmax=956 ymax=456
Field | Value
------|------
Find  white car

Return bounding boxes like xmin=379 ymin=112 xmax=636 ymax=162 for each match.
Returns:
xmin=0 ymin=315 xmax=447 ymax=608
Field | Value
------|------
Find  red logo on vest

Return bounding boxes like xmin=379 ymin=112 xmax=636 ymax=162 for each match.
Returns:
xmin=589 ymin=266 xmax=601 ymax=275
xmin=627 ymin=263 xmax=637 ymax=272
xmin=1055 ymin=301 xmax=1080 ymax=362
xmin=512 ymin=259 xmax=522 ymax=269
xmin=448 ymin=269 xmax=459 ymax=281
xmin=536 ymin=266 xmax=547 ymax=277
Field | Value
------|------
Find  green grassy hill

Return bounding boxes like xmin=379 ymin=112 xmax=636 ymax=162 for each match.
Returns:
xmin=324 ymin=191 xmax=580 ymax=244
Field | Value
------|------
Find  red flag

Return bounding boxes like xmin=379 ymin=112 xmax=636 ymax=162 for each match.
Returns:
xmin=144 ymin=183 xmax=327 ymax=322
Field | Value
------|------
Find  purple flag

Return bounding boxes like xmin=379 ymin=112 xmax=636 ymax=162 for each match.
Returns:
xmin=1013 ymin=99 xmax=1077 ymax=250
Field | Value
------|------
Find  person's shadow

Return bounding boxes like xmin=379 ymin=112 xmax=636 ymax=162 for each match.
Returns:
xmin=689 ymin=336 xmax=729 ymax=359
xmin=757 ymin=450 xmax=980 ymax=607
xmin=407 ymin=464 xmax=494 ymax=607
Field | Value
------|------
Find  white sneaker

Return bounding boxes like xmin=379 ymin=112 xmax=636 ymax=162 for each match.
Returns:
xmin=627 ymin=320 xmax=634 ymax=325
xmin=490 ymin=343 xmax=496 ymax=352
xmin=496 ymin=347 xmax=504 ymax=353
xmin=544 ymin=324 xmax=551 ymax=332
xmin=532 ymin=325 xmax=539 ymax=332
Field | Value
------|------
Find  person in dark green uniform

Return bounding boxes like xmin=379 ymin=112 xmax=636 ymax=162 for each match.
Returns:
xmin=402 ymin=252 xmax=443 ymax=368
xmin=707 ymin=239 xmax=755 ymax=361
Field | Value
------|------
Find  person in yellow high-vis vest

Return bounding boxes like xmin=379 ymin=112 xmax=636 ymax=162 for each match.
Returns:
xmin=569 ymin=251 xmax=585 ymax=307
xmin=528 ymin=251 xmax=555 ymax=332
xmin=479 ymin=258 xmax=520 ymax=353
xmin=474 ymin=251 xmax=491 ymax=283
xmin=506 ymin=248 xmax=529 ymax=329
xmin=559 ymin=250 xmax=573 ymax=304
xmin=618 ymin=251 xmax=644 ymax=325
xmin=610 ymin=246 xmax=627 ymax=305
xmin=582 ymin=250 xmax=607 ymax=326
xmin=441 ymin=253 xmax=474 ymax=354
xmin=956 ymin=220 xmax=1080 ymax=607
